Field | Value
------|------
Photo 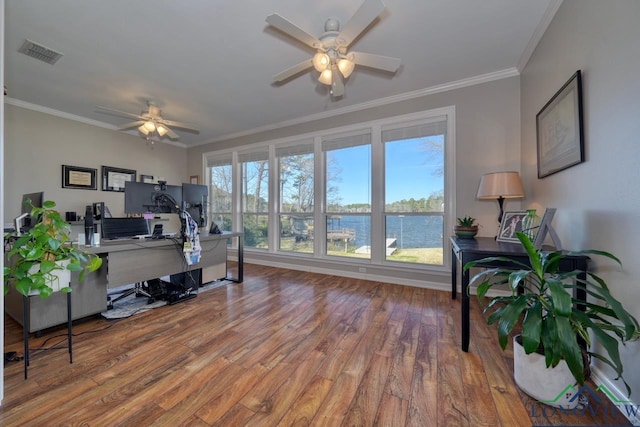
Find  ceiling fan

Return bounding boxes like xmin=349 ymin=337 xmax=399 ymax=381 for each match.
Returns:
xmin=266 ymin=0 xmax=401 ymax=99
xmin=96 ymin=101 xmax=199 ymax=141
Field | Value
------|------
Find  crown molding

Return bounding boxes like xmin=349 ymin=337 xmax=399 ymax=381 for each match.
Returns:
xmin=517 ymin=0 xmax=563 ymax=72
xmin=6 ymin=66 xmax=519 ymax=150
xmin=4 ymin=97 xmax=187 ymax=148
xmin=193 ymin=67 xmax=520 ymax=147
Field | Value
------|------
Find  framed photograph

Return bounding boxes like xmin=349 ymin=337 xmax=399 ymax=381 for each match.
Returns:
xmin=497 ymin=211 xmax=528 ymax=243
xmin=102 ymin=166 xmax=136 ymax=192
xmin=62 ymin=165 xmax=97 ymax=190
xmin=536 ymin=70 xmax=584 ymax=178
xmin=190 ymin=175 xmax=199 ymax=185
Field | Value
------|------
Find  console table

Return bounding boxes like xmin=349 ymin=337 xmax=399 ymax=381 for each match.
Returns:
xmin=450 ymin=236 xmax=589 ymax=352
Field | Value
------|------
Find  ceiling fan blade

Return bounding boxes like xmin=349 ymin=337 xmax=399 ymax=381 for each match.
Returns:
xmin=96 ymin=106 xmax=144 ymax=121
xmin=117 ymin=120 xmax=145 ymax=131
xmin=165 ymin=127 xmax=180 ymax=140
xmin=338 ymin=0 xmax=385 ymax=47
xmin=266 ymin=13 xmax=322 ymax=49
xmin=160 ymin=119 xmax=200 ymax=133
xmin=273 ymin=59 xmax=314 ymax=82
xmin=331 ymin=68 xmax=345 ymax=98
xmin=351 ymin=51 xmax=401 ymax=72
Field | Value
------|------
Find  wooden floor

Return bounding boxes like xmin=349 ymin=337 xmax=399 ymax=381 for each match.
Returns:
xmin=1 ymin=264 xmax=632 ymax=426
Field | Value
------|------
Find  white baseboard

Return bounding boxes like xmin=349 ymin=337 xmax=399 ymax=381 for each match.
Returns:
xmin=590 ymin=365 xmax=640 ymax=426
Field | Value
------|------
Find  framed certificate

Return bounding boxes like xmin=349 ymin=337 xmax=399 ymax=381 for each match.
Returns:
xmin=62 ymin=165 xmax=97 ymax=190
xmin=102 ymin=166 xmax=136 ymax=192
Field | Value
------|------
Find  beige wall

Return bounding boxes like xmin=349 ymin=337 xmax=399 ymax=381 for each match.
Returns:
xmin=521 ymin=0 xmax=640 ymax=402
xmin=188 ymin=76 xmax=523 ymax=238
xmin=4 ymin=104 xmax=188 ymax=219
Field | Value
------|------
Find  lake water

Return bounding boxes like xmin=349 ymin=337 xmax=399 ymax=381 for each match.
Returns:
xmin=330 ymin=215 xmax=444 ymax=248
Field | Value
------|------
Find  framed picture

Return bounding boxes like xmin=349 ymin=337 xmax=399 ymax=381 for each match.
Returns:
xmin=190 ymin=175 xmax=199 ymax=185
xmin=140 ymin=174 xmax=164 ymax=184
xmin=536 ymin=70 xmax=584 ymax=178
xmin=102 ymin=166 xmax=136 ymax=192
xmin=497 ymin=211 xmax=528 ymax=243
xmin=62 ymin=165 xmax=97 ymax=190
xmin=533 ymin=208 xmax=562 ymax=250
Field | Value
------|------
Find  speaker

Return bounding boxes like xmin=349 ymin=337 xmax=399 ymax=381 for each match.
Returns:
xmin=84 ymin=205 xmax=94 ymax=246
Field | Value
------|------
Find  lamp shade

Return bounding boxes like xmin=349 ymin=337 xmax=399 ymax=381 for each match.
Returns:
xmin=312 ymin=52 xmax=330 ymax=72
xmin=318 ymin=68 xmax=333 ymax=85
xmin=476 ymin=171 xmax=525 ymax=199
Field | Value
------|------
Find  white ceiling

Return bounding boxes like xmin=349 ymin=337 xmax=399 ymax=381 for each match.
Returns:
xmin=4 ymin=0 xmax=558 ymax=148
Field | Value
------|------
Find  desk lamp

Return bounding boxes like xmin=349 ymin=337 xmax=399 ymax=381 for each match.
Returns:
xmin=476 ymin=171 xmax=525 ymax=224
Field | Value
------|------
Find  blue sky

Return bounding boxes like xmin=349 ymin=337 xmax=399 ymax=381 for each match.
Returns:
xmin=330 ymin=137 xmax=443 ymax=205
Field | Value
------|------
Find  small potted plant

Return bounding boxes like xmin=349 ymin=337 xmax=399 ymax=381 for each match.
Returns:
xmin=464 ymin=232 xmax=639 ymax=407
xmin=454 ymin=216 xmax=479 ymax=238
xmin=4 ymin=200 xmax=103 ymax=298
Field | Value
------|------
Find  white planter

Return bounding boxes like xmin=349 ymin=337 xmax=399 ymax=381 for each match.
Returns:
xmin=27 ymin=259 xmax=71 ymax=295
xmin=513 ymin=336 xmax=580 ymax=409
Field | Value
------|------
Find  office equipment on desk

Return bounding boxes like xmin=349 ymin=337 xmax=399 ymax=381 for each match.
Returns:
xmin=182 ymin=183 xmax=208 ymax=227
xmin=84 ymin=205 xmax=95 ymax=246
xmin=101 ymin=217 xmax=150 ymax=240
xmin=125 ymin=181 xmax=182 ymax=214
xmin=15 ymin=191 xmax=44 ymax=236
xmin=92 ymin=201 xmax=111 ymax=220
xmin=450 ymin=236 xmax=589 ymax=352
xmin=209 ymin=222 xmax=221 ymax=234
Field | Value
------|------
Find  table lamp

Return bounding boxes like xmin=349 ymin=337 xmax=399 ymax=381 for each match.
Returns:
xmin=476 ymin=171 xmax=525 ymax=224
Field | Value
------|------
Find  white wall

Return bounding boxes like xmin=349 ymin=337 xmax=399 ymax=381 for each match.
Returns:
xmin=521 ymin=0 xmax=640 ymax=404
xmin=3 ymin=104 xmax=188 ymax=219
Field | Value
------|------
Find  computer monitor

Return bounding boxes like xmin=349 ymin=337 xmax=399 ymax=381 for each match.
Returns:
xmin=182 ymin=183 xmax=208 ymax=227
xmin=16 ymin=191 xmax=44 ymax=233
xmin=125 ymin=181 xmax=182 ymax=214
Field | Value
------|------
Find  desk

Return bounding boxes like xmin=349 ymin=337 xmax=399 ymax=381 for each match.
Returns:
xmin=97 ymin=231 xmax=243 ymax=288
xmin=450 ymin=236 xmax=589 ymax=352
xmin=6 ymin=231 xmax=243 ymax=333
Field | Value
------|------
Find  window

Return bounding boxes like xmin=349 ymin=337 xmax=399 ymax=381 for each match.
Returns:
xmin=277 ymin=143 xmax=314 ymax=254
xmin=240 ymin=151 xmax=269 ymax=249
xmin=323 ymin=132 xmax=371 ymax=259
xmin=207 ymin=156 xmax=232 ymax=231
xmin=383 ymin=119 xmax=446 ymax=265
xmin=201 ymin=106 xmax=453 ymax=273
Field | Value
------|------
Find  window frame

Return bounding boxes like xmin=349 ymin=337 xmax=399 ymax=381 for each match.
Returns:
xmin=201 ymin=106 xmax=455 ymax=273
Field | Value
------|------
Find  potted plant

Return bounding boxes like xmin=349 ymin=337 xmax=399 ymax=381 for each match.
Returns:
xmin=4 ymin=200 xmax=103 ymax=298
xmin=464 ymin=232 xmax=639 ymax=407
xmin=454 ymin=216 xmax=478 ymax=238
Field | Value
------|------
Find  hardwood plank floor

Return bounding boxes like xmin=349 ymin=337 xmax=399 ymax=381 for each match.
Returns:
xmin=1 ymin=264 xmax=633 ymax=426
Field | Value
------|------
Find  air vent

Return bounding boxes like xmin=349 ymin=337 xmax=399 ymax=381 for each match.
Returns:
xmin=18 ymin=39 xmax=63 ymax=65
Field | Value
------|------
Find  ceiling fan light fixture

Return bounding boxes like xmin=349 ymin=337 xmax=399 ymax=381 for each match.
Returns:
xmin=318 ymin=68 xmax=333 ymax=85
xmin=156 ymin=125 xmax=168 ymax=137
xmin=143 ymin=121 xmax=156 ymax=132
xmin=337 ymin=58 xmax=355 ymax=78
xmin=138 ymin=125 xmax=150 ymax=136
xmin=312 ymin=52 xmax=330 ymax=72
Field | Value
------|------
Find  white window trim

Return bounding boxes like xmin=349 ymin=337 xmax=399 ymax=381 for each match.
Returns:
xmin=202 ymin=105 xmax=456 ymax=277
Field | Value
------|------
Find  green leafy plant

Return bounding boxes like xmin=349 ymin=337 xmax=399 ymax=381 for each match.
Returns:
xmin=464 ymin=232 xmax=639 ymax=395
xmin=3 ymin=200 xmax=103 ymax=298
xmin=456 ymin=216 xmax=477 ymax=227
